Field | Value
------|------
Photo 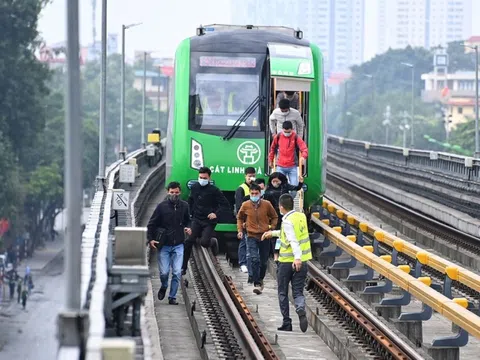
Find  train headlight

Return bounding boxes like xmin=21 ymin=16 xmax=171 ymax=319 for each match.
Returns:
xmin=297 ymin=61 xmax=312 ymax=75
xmin=191 ymin=139 xmax=204 ymax=169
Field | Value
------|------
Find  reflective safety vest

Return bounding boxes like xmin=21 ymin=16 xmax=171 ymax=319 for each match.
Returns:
xmin=279 ymin=212 xmax=312 ymax=263
xmin=239 ymin=183 xmax=249 ymax=196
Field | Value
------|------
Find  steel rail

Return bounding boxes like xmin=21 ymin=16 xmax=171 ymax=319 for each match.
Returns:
xmin=307 ymin=262 xmax=423 ymax=360
xmin=196 ymin=246 xmax=267 ymax=359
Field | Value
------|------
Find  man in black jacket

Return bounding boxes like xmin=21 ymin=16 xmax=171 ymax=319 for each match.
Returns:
xmin=147 ymin=181 xmax=191 ymax=304
xmin=182 ymin=167 xmax=230 ymax=274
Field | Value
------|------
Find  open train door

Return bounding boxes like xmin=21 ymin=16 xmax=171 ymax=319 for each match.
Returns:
xmin=267 ymin=43 xmax=315 ymax=212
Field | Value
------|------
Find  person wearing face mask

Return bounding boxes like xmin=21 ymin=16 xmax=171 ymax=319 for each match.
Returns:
xmin=235 ymin=167 xmax=256 ymax=275
xmin=182 ymin=167 xmax=231 ymax=274
xmin=264 ymin=172 xmax=304 ymax=261
xmin=147 ymin=182 xmax=191 ymax=304
xmin=268 ymin=121 xmax=308 ymax=186
xmin=276 ymin=91 xmax=299 ymax=110
xmin=269 ymin=98 xmax=304 ymax=139
xmin=237 ymin=183 xmax=278 ymax=294
xmin=262 ymin=194 xmax=312 ymax=333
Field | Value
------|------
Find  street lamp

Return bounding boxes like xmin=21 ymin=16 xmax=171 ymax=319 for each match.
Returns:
xmin=97 ymin=0 xmax=107 ymax=186
xmin=142 ymin=51 xmax=147 ymax=148
xmin=120 ymin=22 xmax=142 ymax=159
xmin=463 ymin=44 xmax=479 ymax=157
xmin=401 ymin=62 xmax=415 ymax=148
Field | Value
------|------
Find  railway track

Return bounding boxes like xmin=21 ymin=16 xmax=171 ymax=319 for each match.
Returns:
xmin=326 ymin=171 xmax=480 ymax=304
xmin=306 ymin=260 xmax=423 ymax=360
xmin=188 ymin=245 xmax=279 ymax=359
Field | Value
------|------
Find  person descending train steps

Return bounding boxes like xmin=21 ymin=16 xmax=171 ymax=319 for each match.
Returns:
xmin=235 ymin=167 xmax=256 ymax=275
xmin=182 ymin=167 xmax=230 ymax=274
xmin=269 ymin=98 xmax=304 ymax=138
xmin=147 ymin=182 xmax=191 ymax=305
xmin=268 ymin=120 xmax=308 ymax=186
xmin=237 ymin=183 xmax=278 ymax=294
xmin=262 ymin=194 xmax=312 ymax=333
xmin=276 ymin=91 xmax=299 ymax=110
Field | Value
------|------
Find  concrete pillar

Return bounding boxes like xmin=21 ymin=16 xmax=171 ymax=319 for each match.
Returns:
xmin=344 ymin=280 xmax=366 ymax=293
xmin=374 ymin=304 xmax=401 ymax=321
xmin=359 ymin=292 xmax=384 ymax=305
xmin=392 ymin=319 xmax=423 ymax=347
xmin=424 ymin=345 xmax=459 ymax=360
xmin=329 ymin=268 xmax=349 ymax=281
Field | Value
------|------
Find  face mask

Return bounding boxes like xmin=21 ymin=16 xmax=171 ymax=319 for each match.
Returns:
xmin=260 ymin=190 xmax=265 ymax=196
xmin=281 ymin=110 xmax=290 ymax=116
xmin=167 ymin=194 xmax=179 ymax=203
xmin=248 ymin=176 xmax=256 ymax=182
xmin=198 ymin=179 xmax=209 ymax=186
xmin=283 ymin=131 xmax=292 ymax=137
xmin=250 ymin=196 xmax=260 ymax=202
xmin=272 ymin=182 xmax=281 ymax=188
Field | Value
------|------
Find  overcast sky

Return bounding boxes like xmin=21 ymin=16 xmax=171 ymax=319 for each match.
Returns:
xmin=38 ymin=0 xmax=480 ymax=62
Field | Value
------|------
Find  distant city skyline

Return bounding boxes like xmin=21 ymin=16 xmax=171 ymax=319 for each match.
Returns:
xmin=38 ymin=0 xmax=480 ymax=63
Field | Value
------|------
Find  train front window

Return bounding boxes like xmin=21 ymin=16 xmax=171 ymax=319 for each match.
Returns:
xmin=189 ymin=52 xmax=266 ymax=137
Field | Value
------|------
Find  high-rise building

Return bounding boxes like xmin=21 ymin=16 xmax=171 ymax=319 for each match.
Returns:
xmin=230 ymin=0 xmax=365 ymax=73
xmin=378 ymin=0 xmax=472 ymax=54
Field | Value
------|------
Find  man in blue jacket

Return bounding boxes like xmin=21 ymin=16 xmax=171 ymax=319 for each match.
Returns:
xmin=147 ymin=181 xmax=191 ymax=305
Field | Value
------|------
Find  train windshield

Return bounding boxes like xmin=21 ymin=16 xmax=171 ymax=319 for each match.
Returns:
xmin=189 ymin=52 xmax=266 ymax=137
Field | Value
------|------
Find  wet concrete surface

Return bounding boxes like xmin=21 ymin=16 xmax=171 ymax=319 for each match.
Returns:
xmin=0 ymin=253 xmax=64 ymax=359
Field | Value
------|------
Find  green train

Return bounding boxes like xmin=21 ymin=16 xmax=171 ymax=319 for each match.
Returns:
xmin=166 ymin=24 xmax=327 ymax=235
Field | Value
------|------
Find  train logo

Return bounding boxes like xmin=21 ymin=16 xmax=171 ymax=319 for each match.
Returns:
xmin=237 ymin=141 xmax=261 ymax=165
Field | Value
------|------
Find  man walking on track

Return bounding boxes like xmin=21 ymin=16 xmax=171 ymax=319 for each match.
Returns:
xmin=237 ymin=183 xmax=278 ymax=295
xmin=147 ymin=182 xmax=191 ymax=304
xmin=182 ymin=167 xmax=230 ymax=274
xmin=262 ymin=193 xmax=312 ymax=332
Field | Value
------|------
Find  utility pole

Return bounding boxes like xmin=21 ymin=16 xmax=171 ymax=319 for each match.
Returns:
xmin=343 ymin=81 xmax=348 ymax=137
xmin=141 ymin=51 xmax=146 ymax=148
xmin=97 ymin=0 xmax=107 ymax=187
xmin=383 ymin=105 xmax=391 ymax=145
xmin=401 ymin=62 xmax=415 ymax=148
xmin=57 ymin=0 xmax=89 ymax=355
xmin=157 ymin=67 xmax=161 ymax=129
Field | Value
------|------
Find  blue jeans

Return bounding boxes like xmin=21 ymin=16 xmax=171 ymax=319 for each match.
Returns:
xmin=277 ymin=166 xmax=299 ymax=186
xmin=239 ymin=234 xmax=253 ymax=276
xmin=246 ymin=237 xmax=270 ymax=285
xmin=158 ymin=244 xmax=184 ymax=300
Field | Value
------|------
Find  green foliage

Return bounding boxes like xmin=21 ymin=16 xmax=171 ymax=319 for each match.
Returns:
xmin=329 ymin=41 xmax=477 ymax=149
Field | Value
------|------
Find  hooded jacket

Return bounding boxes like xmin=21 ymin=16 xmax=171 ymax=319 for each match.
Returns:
xmin=268 ymin=131 xmax=308 ymax=168
xmin=269 ymin=107 xmax=305 ymax=139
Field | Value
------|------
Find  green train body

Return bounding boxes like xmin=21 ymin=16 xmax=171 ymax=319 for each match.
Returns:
xmin=166 ymin=25 xmax=326 ymax=233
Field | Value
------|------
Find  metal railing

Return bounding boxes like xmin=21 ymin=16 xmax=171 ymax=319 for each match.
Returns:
xmin=327 ymin=134 xmax=480 ymax=184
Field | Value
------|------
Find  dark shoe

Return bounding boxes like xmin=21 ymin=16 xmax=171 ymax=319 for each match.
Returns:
xmin=253 ymin=284 xmax=262 ymax=295
xmin=181 ymin=268 xmax=187 ymax=276
xmin=210 ymin=237 xmax=219 ymax=256
xmin=247 ymin=276 xmax=253 ymax=284
xmin=158 ymin=287 xmax=167 ymax=301
xmin=297 ymin=308 xmax=308 ymax=333
xmin=277 ymin=323 xmax=292 ymax=331
xmin=168 ymin=298 xmax=179 ymax=305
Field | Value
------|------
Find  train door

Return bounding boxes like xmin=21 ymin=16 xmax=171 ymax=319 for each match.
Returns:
xmin=266 ymin=42 xmax=315 ymax=179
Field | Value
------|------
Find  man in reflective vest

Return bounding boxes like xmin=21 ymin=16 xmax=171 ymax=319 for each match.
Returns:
xmin=262 ymin=193 xmax=312 ymax=332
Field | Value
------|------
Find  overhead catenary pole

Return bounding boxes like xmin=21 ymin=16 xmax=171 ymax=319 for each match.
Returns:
xmin=97 ymin=0 xmax=107 ymax=183
xmin=57 ymin=0 xmax=88 ymax=355
xmin=410 ymin=66 xmax=415 ymax=147
xmin=120 ymin=24 xmax=126 ymax=159
xmin=142 ymin=51 xmax=146 ymax=148
xmin=475 ymin=45 xmax=479 ymax=157
xmin=157 ymin=67 xmax=161 ymax=128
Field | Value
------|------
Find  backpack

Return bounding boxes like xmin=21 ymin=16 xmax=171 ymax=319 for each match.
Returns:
xmin=272 ymin=133 xmax=300 ymax=156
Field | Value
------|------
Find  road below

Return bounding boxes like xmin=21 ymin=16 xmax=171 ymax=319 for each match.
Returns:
xmin=0 ymin=252 xmax=64 ymax=359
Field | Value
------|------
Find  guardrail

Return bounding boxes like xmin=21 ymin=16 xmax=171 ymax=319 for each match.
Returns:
xmin=322 ymin=199 xmax=480 ymax=300
xmin=327 ymin=135 xmax=480 ymax=185
xmin=309 ymin=209 xmax=480 ymax=357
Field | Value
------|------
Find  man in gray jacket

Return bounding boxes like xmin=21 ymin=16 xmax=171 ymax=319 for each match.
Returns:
xmin=269 ymin=99 xmax=304 ymax=139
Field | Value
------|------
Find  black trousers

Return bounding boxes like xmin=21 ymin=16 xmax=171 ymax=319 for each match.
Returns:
xmin=277 ymin=262 xmax=308 ymax=326
xmin=182 ymin=220 xmax=216 ymax=270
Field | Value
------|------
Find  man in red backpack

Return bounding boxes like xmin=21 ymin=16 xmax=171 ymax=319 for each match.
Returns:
xmin=268 ymin=120 xmax=308 ymax=186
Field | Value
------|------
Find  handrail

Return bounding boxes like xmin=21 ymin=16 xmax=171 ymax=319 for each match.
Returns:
xmin=310 ymin=215 xmax=480 ymax=339
xmin=322 ymin=199 xmax=480 ymax=296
